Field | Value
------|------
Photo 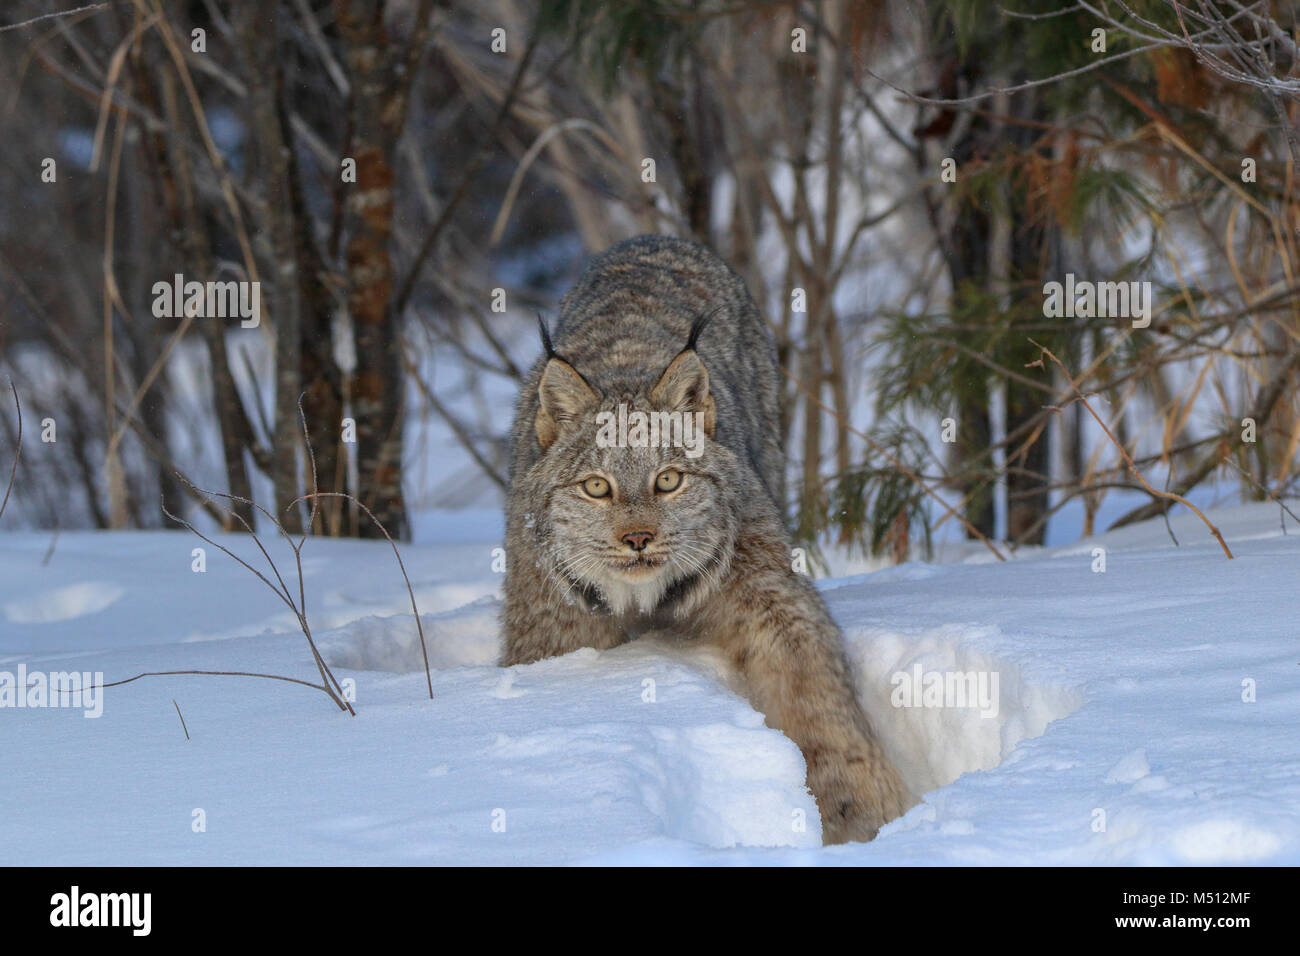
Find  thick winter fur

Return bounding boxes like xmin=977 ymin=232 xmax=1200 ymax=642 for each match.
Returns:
xmin=501 ymin=234 xmax=911 ymax=843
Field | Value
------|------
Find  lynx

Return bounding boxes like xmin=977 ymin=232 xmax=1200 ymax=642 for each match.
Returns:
xmin=501 ymin=234 xmax=912 ymax=844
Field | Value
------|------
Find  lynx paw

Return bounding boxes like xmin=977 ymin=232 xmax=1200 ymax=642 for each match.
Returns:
xmin=807 ymin=748 xmax=911 ymax=846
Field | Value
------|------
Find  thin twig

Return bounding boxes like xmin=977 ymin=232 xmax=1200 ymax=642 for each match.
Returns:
xmin=172 ymin=699 xmax=190 ymax=740
xmin=161 ymin=488 xmax=353 ymax=714
xmin=392 ymin=29 xmax=541 ymax=317
xmin=0 ymin=383 xmax=20 ymax=521
xmin=1222 ymin=456 xmax=1300 ymax=534
xmin=1161 ymin=459 xmax=1181 ymax=547
xmin=778 ymin=365 xmax=1007 ymax=561
xmin=96 ymin=669 xmax=329 ymax=692
xmin=290 ymin=490 xmax=433 ymax=700
xmin=0 ymin=2 xmax=109 ymax=34
xmin=1030 ymin=339 xmax=1233 ymax=559
xmin=41 ymin=520 xmax=61 ymax=567
xmin=38 ymin=668 xmax=331 ymax=698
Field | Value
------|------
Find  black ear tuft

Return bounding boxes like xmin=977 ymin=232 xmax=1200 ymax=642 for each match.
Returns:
xmin=537 ymin=313 xmax=558 ymax=359
xmin=536 ymin=312 xmax=599 ymax=394
xmin=685 ymin=307 xmax=722 ymax=353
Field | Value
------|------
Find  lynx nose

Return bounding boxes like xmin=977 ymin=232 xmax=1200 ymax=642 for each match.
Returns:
xmin=621 ymin=531 xmax=655 ymax=552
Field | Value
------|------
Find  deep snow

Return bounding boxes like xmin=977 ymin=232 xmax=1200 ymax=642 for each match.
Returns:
xmin=0 ymin=500 xmax=1297 ymax=864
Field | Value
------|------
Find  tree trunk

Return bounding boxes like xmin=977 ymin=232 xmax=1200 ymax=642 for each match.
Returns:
xmin=236 ymin=3 xmax=303 ymax=534
xmin=335 ymin=0 xmax=415 ymax=540
xmin=287 ymin=94 xmax=346 ymax=535
xmin=1002 ymin=88 xmax=1052 ymax=546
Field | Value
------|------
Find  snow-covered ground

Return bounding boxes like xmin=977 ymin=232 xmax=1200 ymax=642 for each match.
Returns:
xmin=1 ymin=500 xmax=1297 ymax=865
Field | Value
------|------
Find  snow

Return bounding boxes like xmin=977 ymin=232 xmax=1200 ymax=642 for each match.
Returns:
xmin=1 ymin=500 xmax=1297 ymax=864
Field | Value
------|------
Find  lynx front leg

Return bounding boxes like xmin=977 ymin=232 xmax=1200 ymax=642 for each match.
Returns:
xmin=500 ymin=549 xmax=624 ymax=666
xmin=703 ymin=570 xmax=912 ymax=844
xmin=500 ymin=596 xmax=624 ymax=666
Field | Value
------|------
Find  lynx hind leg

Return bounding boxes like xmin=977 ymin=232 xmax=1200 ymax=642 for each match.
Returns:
xmin=707 ymin=570 xmax=912 ymax=844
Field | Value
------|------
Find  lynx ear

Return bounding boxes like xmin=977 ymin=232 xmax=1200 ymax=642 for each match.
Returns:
xmin=536 ymin=358 xmax=599 ymax=450
xmin=649 ymin=308 xmax=719 ymax=438
xmin=650 ymin=349 xmax=716 ymax=438
xmin=535 ymin=314 xmax=599 ymax=450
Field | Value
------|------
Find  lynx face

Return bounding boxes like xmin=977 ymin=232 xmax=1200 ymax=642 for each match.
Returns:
xmin=524 ymin=334 xmax=740 ymax=617
xmin=535 ymin=402 xmax=740 ymax=616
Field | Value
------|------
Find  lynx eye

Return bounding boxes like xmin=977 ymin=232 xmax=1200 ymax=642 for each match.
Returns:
xmin=581 ymin=476 xmax=611 ymax=499
xmin=654 ymin=469 xmax=683 ymax=494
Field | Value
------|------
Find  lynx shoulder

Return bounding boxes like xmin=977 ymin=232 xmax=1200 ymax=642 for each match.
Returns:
xmin=501 ymin=234 xmax=911 ymax=843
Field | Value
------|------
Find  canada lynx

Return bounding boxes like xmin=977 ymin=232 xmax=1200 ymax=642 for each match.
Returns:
xmin=501 ymin=235 xmax=911 ymax=843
